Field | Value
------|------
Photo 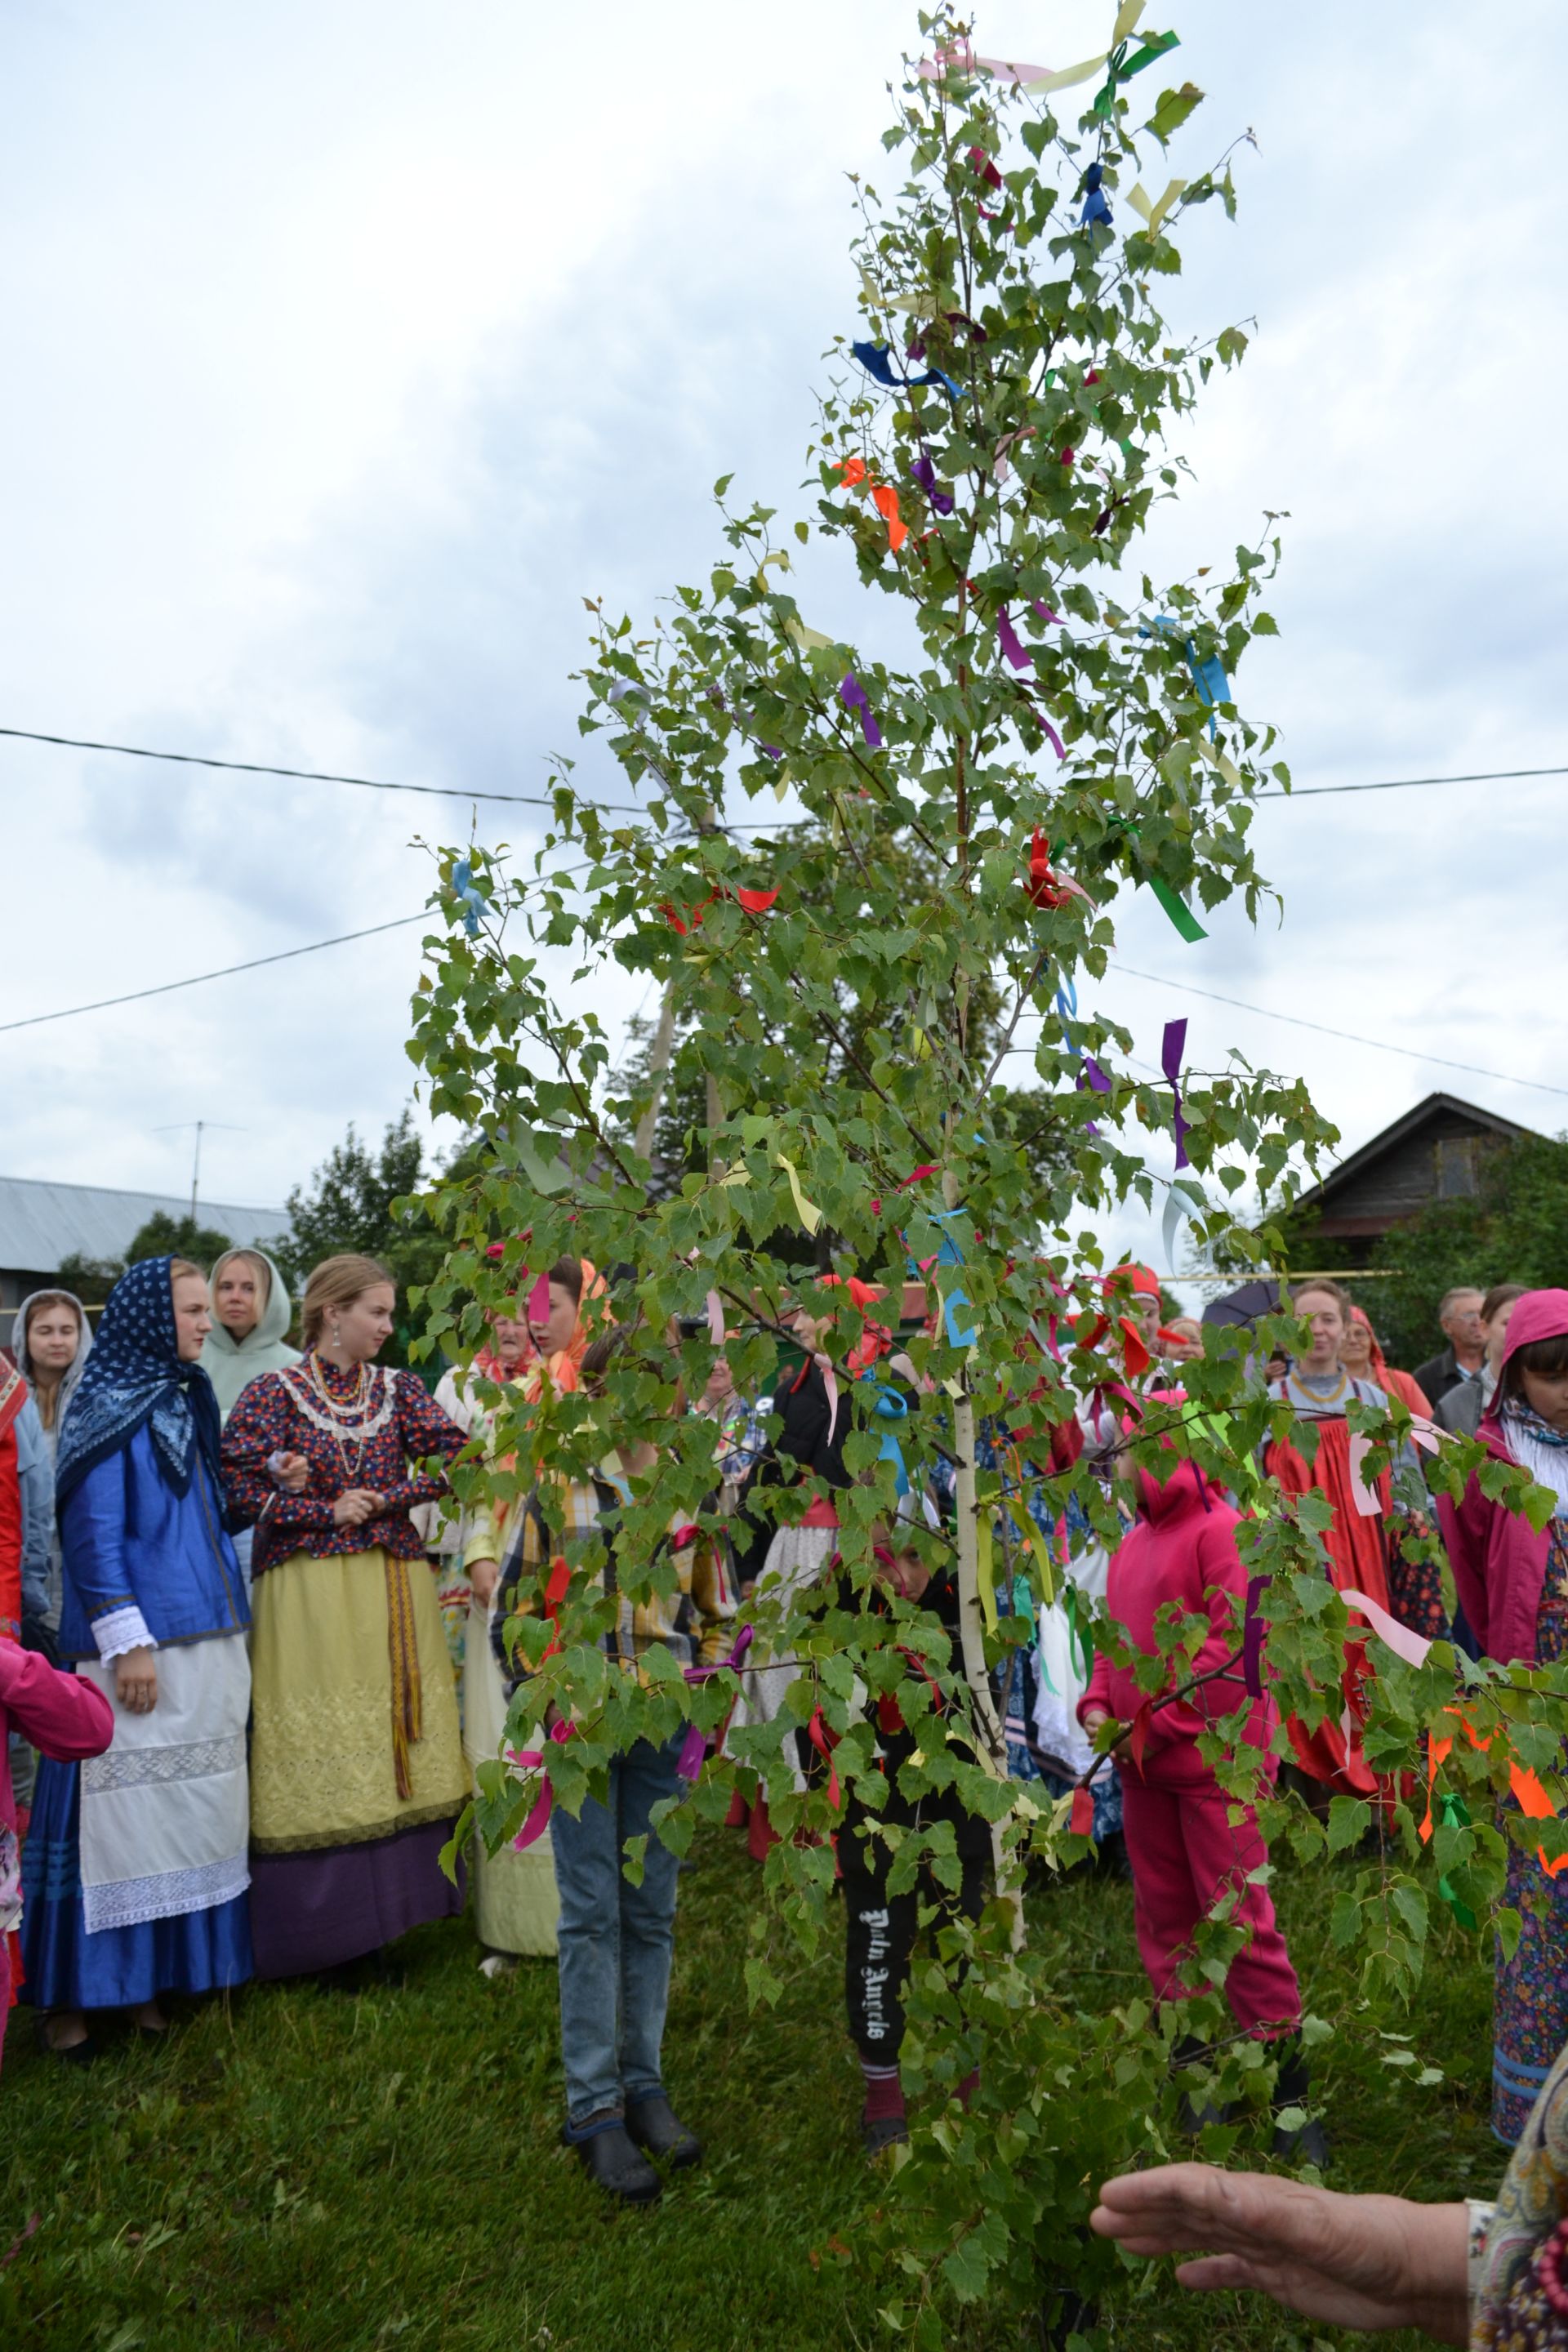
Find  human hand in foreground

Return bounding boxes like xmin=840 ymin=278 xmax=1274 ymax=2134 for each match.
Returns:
xmin=268 ymin=1450 xmax=310 ymax=1493
xmin=332 ymin=1489 xmax=384 ymax=1528
xmin=1091 ymin=2163 xmax=1470 ymax=2344
xmin=469 ymin=1556 xmax=499 ymax=1607
xmin=1080 ymin=1707 xmax=1126 ymax=1751
xmin=115 ymin=1646 xmax=158 ymax=1714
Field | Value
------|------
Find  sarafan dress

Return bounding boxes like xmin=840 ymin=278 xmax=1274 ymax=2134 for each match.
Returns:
xmin=221 ymin=1355 xmax=469 ymax=1978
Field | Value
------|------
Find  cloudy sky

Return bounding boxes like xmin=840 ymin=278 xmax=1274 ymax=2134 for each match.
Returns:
xmin=2 ymin=1 xmax=1563 ymax=1285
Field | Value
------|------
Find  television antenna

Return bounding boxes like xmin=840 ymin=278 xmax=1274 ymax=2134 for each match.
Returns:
xmin=152 ymin=1120 xmax=246 ymax=1221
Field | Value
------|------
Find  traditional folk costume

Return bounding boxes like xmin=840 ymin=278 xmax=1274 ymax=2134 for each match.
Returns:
xmin=1263 ymin=1366 xmax=1437 ymax=1796
xmin=1438 ymin=1290 xmax=1568 ymax=2145
xmin=221 ymin=1354 xmax=468 ymax=1978
xmin=20 ymin=1259 xmax=254 ymax=2011
xmin=10 ymin=1287 xmax=92 ymax=1633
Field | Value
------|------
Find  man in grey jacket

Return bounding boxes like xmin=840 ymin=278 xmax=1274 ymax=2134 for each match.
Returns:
xmin=1435 ymin=1283 xmax=1526 ymax=1437
xmin=1413 ymin=1286 xmax=1486 ymax=1410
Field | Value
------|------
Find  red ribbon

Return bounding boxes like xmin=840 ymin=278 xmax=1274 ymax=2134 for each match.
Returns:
xmin=661 ymin=886 xmax=779 ymax=934
xmin=806 ymin=1707 xmax=842 ymax=1811
xmin=1069 ymin=1785 xmax=1095 ymax=1838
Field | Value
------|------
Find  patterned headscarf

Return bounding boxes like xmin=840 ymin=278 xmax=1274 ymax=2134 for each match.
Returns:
xmin=55 ymin=1256 xmax=222 ymax=1506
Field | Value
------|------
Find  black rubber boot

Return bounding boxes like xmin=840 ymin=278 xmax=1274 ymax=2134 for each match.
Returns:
xmin=567 ymin=2122 xmax=662 ymax=2204
xmin=1270 ymin=2036 xmax=1330 ymax=2167
xmin=625 ymin=2094 xmax=702 ymax=2170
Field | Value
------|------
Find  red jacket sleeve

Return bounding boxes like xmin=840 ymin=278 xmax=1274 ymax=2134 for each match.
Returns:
xmin=0 ymin=1426 xmax=21 ymax=1643
xmin=0 ymin=1643 xmax=114 ymax=1759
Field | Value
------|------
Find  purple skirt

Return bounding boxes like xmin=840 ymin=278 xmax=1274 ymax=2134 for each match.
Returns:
xmin=249 ymin=1817 xmax=464 ymax=1979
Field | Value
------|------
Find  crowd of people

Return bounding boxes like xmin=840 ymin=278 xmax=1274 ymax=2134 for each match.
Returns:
xmin=2 ymin=1245 xmax=1567 ymax=2339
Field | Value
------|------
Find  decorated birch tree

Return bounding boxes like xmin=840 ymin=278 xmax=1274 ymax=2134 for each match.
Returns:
xmin=405 ymin=8 xmax=1565 ymax=2338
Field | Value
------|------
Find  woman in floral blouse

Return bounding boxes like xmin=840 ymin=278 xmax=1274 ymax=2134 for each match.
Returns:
xmin=221 ymin=1254 xmax=469 ymax=1979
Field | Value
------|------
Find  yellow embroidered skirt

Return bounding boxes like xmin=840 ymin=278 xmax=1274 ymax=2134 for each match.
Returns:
xmin=250 ymin=1547 xmax=468 ymax=1855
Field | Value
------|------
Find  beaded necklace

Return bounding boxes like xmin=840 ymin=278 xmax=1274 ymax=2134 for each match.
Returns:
xmin=282 ymin=1353 xmax=398 ymax=1484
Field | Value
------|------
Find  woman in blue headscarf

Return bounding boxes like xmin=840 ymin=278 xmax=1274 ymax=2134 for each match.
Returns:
xmin=20 ymin=1256 xmax=252 ymax=2056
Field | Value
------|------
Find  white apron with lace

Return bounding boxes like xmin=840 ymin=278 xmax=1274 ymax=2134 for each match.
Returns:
xmin=77 ymin=1633 xmax=251 ymax=1934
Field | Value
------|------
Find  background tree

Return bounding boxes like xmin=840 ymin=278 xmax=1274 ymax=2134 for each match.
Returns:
xmin=55 ymin=1209 xmax=238 ymax=1303
xmin=405 ymin=11 xmax=1559 ymax=2337
xmin=1363 ymin=1131 xmax=1568 ymax=1367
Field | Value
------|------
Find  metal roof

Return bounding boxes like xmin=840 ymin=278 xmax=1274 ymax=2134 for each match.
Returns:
xmin=0 ymin=1174 xmax=287 ymax=1275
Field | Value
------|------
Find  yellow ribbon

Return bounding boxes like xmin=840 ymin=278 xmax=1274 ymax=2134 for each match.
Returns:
xmin=1128 ymin=176 xmax=1187 ymax=236
xmin=1004 ymin=1494 xmax=1056 ymax=1609
xmin=775 ymin=1152 xmax=822 ymax=1235
xmin=785 ymin=617 xmax=834 ymax=653
xmin=977 ymin=1510 xmax=998 ymax=1633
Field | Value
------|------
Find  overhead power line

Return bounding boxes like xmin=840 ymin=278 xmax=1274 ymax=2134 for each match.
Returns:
xmin=1261 ymin=762 xmax=1568 ymax=799
xmin=0 ymin=915 xmax=429 ymax=1035
xmin=2 ymin=719 xmax=1565 ymax=812
xmin=0 ymin=724 xmax=644 ymax=813
xmin=1101 ymin=960 xmax=1568 ymax=1101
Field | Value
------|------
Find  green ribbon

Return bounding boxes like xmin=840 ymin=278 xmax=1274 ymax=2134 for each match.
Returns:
xmin=1436 ymin=1790 xmax=1478 ymax=1930
xmin=1065 ymin=1586 xmax=1095 ymax=1682
xmin=1092 ymin=30 xmax=1182 ymax=120
xmin=1147 ymin=873 xmax=1209 ymax=942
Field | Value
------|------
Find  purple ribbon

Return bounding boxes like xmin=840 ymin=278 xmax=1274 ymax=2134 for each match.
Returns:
xmin=676 ymin=1624 xmax=755 ymax=1783
xmin=1081 ymin=1055 xmax=1112 ymax=1094
xmin=1161 ymin=1016 xmax=1191 ymax=1169
xmin=1242 ymin=1573 xmax=1270 ymax=1699
xmin=910 ymin=450 xmax=955 ymax=515
xmin=1031 ymin=600 xmax=1062 ymax=626
xmin=996 ymin=607 xmax=1031 ymax=671
xmin=1041 ymin=718 xmax=1066 ymax=761
xmin=839 ymin=672 xmax=884 ymax=750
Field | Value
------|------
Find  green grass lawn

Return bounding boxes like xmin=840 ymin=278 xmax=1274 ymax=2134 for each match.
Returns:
xmin=2 ymin=1824 xmax=1499 ymax=2352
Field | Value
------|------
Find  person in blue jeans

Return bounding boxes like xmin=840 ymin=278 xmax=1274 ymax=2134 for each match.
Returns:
xmin=478 ymin=1313 xmax=735 ymax=2205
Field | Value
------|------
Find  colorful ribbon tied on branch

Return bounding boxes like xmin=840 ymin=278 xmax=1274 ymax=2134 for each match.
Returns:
xmin=833 ymin=456 xmax=908 ymax=551
xmin=677 ymin=1624 xmax=755 ymax=1782
xmin=1161 ymin=1016 xmax=1191 ymax=1169
xmin=508 ymin=1717 xmax=573 ymax=1851
xmin=1242 ymin=1570 xmax=1270 ymax=1699
xmin=660 ymin=884 xmax=780 ymax=934
xmin=909 ymin=449 xmax=955 ymax=516
xmin=839 ymin=671 xmax=884 ymax=749
xmin=1080 ymin=162 xmax=1113 ymax=234
xmin=1055 ymin=970 xmax=1112 ymax=1112
xmin=1092 ymin=22 xmax=1181 ymax=118
xmin=865 ymin=1382 xmax=911 ymax=1494
xmin=851 ymin=339 xmax=962 ymax=403
xmin=450 ymin=858 xmax=491 ymax=938
xmin=1026 ymin=830 xmax=1094 ymax=913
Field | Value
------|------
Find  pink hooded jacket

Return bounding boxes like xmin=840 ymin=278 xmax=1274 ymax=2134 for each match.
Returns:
xmin=1077 ymin=1453 xmax=1275 ymax=1789
xmin=1437 ymin=1287 xmax=1568 ymax=1666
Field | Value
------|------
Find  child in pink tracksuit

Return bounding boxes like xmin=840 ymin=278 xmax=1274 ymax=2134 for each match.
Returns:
xmin=1078 ymin=1450 xmax=1324 ymax=2158
xmin=1 ymin=1642 xmax=113 ymax=2070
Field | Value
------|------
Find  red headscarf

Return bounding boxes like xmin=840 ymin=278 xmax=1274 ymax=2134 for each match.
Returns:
xmin=1350 ymin=1305 xmax=1432 ymax=1419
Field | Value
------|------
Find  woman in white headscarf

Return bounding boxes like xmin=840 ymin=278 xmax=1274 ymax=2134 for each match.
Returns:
xmin=199 ymin=1250 xmax=298 ymax=1421
xmin=11 ymin=1290 xmax=93 ymax=1632
xmin=199 ymin=1250 xmax=298 ymax=1597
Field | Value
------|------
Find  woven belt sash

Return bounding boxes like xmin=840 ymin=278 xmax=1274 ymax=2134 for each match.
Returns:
xmin=385 ymin=1554 xmax=425 ymax=1801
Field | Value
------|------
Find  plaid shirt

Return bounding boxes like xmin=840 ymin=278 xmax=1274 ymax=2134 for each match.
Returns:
xmin=490 ymin=1460 xmax=735 ymax=1683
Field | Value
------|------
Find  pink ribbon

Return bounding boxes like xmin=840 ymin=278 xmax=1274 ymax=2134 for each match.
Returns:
xmin=997 ymin=606 xmax=1031 ymax=671
xmin=526 ymin=1269 xmax=550 ymax=1324
xmin=1347 ymin=1432 xmax=1383 ymax=1517
xmin=507 ymin=1717 xmax=572 ymax=1850
xmin=1341 ymin=1587 xmax=1432 ymax=1671
xmin=706 ymin=1290 xmax=726 ymax=1344
xmin=919 ymin=39 xmax=1054 ymax=85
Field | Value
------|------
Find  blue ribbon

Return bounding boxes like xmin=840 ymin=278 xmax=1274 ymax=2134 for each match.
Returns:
xmin=852 ymin=340 xmax=962 ymax=402
xmin=865 ymin=1382 xmax=911 ymax=1494
xmin=451 ymin=858 xmax=491 ymax=938
xmin=1079 ymin=161 xmax=1113 ymax=234
xmin=929 ymin=1207 xmax=977 ymax=1347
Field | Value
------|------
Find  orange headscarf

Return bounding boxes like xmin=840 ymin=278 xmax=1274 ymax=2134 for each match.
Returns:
xmin=522 ymin=1257 xmax=607 ymax=1401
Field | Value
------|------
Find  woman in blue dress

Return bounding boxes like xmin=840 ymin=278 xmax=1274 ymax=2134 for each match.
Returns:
xmin=21 ymin=1256 xmax=252 ymax=2056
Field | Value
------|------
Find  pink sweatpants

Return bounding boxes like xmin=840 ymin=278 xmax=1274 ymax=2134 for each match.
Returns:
xmin=1119 ymin=1775 xmax=1301 ymax=2036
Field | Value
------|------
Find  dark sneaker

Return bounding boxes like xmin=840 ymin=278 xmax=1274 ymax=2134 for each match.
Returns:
xmin=568 ymin=2123 xmax=662 ymax=2205
xmin=625 ymin=2094 xmax=702 ymax=2170
xmin=861 ymin=2110 xmax=910 ymax=2156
